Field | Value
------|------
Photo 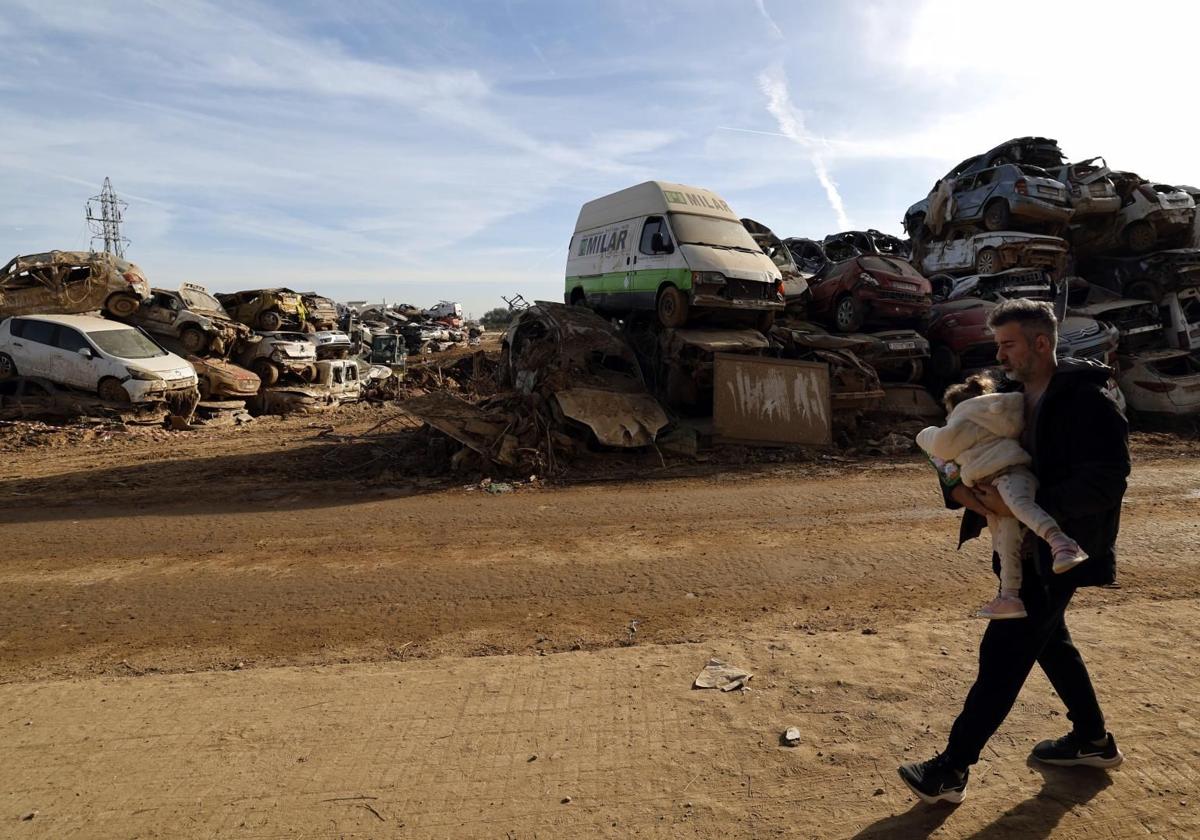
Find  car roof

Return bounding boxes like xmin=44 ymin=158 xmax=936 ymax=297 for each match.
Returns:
xmin=9 ymin=313 xmax=133 ymax=331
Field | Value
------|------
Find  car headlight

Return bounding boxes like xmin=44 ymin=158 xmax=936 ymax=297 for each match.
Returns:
xmin=691 ymin=271 xmax=726 ymax=285
xmin=125 ymin=367 xmax=162 ymax=381
xmin=858 ymin=272 xmax=880 ymax=287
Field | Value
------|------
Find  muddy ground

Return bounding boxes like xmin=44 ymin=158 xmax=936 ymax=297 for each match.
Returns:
xmin=1 ymin=405 xmax=1198 ymax=837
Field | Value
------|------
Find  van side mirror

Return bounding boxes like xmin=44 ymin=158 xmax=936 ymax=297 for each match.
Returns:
xmin=77 ymin=347 xmax=93 ymax=359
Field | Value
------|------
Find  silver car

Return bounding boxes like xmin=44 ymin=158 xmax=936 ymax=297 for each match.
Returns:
xmin=1049 ymin=158 xmax=1120 ymax=218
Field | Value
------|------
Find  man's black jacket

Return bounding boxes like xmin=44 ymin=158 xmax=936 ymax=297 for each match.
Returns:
xmin=945 ymin=358 xmax=1130 ymax=587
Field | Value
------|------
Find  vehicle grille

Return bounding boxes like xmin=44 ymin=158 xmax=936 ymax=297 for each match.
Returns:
xmin=722 ymin=278 xmax=775 ymax=301
xmin=877 ymin=289 xmax=930 ymax=304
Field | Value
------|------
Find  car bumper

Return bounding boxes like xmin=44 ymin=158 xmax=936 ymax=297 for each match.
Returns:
xmin=860 ymin=289 xmax=931 ymax=322
xmin=124 ymin=377 xmax=199 ymax=403
xmin=1008 ymin=197 xmax=1073 ymax=225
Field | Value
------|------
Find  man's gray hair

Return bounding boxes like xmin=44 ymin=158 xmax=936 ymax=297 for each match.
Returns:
xmin=987 ymin=298 xmax=1058 ymax=345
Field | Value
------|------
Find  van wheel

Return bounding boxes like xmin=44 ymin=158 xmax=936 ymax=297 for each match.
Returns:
xmin=569 ymin=288 xmax=587 ymax=307
xmin=98 ymin=377 xmax=131 ymax=404
xmin=1125 ymin=221 xmax=1155 ymax=253
xmin=105 ymin=293 xmax=140 ymax=318
xmin=656 ymin=286 xmax=689 ymax=328
xmin=833 ymin=295 xmax=864 ymax=333
xmin=982 ymin=200 xmax=1010 ymax=232
xmin=0 ymin=352 xmax=17 ymax=380
xmin=180 ymin=326 xmax=209 ymax=355
xmin=258 ymin=310 xmax=283 ymax=331
xmin=251 ymin=359 xmax=280 ymax=386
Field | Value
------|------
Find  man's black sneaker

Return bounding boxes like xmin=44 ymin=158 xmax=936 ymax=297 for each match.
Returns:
xmin=898 ymin=754 xmax=969 ymax=804
xmin=1031 ymin=731 xmax=1124 ymax=768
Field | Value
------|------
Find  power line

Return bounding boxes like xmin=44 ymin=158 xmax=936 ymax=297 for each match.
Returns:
xmin=85 ymin=177 xmax=130 ymax=258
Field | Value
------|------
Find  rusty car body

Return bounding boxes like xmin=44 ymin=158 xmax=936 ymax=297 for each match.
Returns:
xmin=1078 ymin=248 xmax=1200 ymax=303
xmin=767 ymin=325 xmax=884 ymax=412
xmin=188 ymin=355 xmax=261 ymax=401
xmin=913 ymin=229 xmax=1068 ymax=278
xmin=0 ymin=250 xmax=150 ymax=320
xmin=905 ymin=165 xmax=1073 ymax=237
xmin=499 ymin=302 xmax=667 ymax=447
xmin=125 ymin=284 xmax=249 ymax=356
xmin=300 ymin=292 xmax=339 ymax=330
xmin=1049 ymin=157 xmax=1120 ymax=218
xmin=216 ymin=288 xmax=306 ymax=332
xmin=1070 ymin=174 xmax=1196 ymax=256
xmin=234 ymin=331 xmax=317 ymax=386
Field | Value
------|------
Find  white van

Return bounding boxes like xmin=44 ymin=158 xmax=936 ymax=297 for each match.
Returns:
xmin=565 ymin=181 xmax=785 ymax=328
xmin=0 ymin=313 xmax=198 ymax=404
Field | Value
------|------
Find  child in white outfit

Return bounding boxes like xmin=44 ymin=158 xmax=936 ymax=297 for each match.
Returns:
xmin=916 ymin=374 xmax=1088 ymax=619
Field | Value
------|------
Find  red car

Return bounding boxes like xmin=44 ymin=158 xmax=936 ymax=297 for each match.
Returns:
xmin=807 ymin=252 xmax=932 ymax=333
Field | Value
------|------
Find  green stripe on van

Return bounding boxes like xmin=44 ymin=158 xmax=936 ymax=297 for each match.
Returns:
xmin=565 ymin=267 xmax=692 ymax=296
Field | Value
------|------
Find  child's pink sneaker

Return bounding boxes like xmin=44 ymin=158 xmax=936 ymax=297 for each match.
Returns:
xmin=1048 ymin=532 xmax=1088 ymax=574
xmin=978 ymin=594 xmax=1027 ymax=620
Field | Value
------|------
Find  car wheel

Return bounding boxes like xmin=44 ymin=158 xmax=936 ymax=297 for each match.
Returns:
xmin=569 ymin=288 xmax=587 ymax=307
xmin=300 ymin=364 xmax=318 ymax=382
xmin=975 ymin=247 xmax=999 ymax=274
xmin=197 ymin=377 xmax=212 ymax=401
xmin=0 ymin=352 xmax=17 ymax=380
xmin=1125 ymin=221 xmax=1155 ymax=253
xmin=258 ymin=310 xmax=283 ymax=331
xmin=180 ymin=326 xmax=209 ymax=355
xmin=98 ymin=377 xmax=131 ymax=404
xmin=982 ymin=200 xmax=1010 ymax=232
xmin=834 ymin=295 xmax=865 ymax=333
xmin=251 ymin=358 xmax=279 ymax=386
xmin=905 ymin=359 xmax=924 ymax=384
xmin=656 ymin=286 xmax=689 ymax=328
xmin=105 ymin=293 xmax=140 ymax=318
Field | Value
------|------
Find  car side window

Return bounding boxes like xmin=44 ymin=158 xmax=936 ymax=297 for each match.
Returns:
xmin=639 ymin=216 xmax=672 ymax=255
xmin=22 ymin=320 xmax=56 ymax=346
xmin=9 ymin=318 xmax=26 ymax=338
xmin=55 ymin=326 xmax=91 ymax=353
xmin=953 ymin=176 xmax=974 ymax=193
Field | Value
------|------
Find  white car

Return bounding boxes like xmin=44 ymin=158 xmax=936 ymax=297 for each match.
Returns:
xmin=312 ymin=329 xmax=352 ymax=359
xmin=914 ymin=230 xmax=1068 ymax=277
xmin=1117 ymin=349 xmax=1200 ymax=415
xmin=0 ymin=313 xmax=197 ymax=404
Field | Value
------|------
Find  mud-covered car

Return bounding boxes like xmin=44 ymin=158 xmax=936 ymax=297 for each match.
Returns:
xmin=0 ymin=250 xmax=150 ymax=320
xmin=905 ymin=165 xmax=1073 ymax=236
xmin=235 ymin=331 xmax=317 ymax=386
xmin=1071 ymin=175 xmax=1195 ymax=255
xmin=914 ymin=230 xmax=1068 ymax=278
xmin=1078 ymin=248 xmax=1200 ymax=303
xmin=300 ymin=293 xmax=338 ymax=330
xmin=312 ymin=329 xmax=352 ymax=359
xmin=741 ymin=218 xmax=810 ymax=304
xmin=217 ymin=288 xmax=306 ymax=332
xmin=499 ymin=302 xmax=668 ymax=446
xmin=932 ymin=267 xmax=1055 ymax=303
xmin=823 ymin=230 xmax=911 ymax=259
xmin=126 ymin=283 xmax=249 ymax=356
xmin=941 ymin=136 xmax=1066 ymax=181
xmin=1048 ymin=158 xmax=1120 ymax=218
xmin=189 ymin=355 xmax=261 ymax=401
xmin=1116 ymin=349 xmax=1200 ymax=415
xmin=806 ymin=253 xmax=932 ymax=333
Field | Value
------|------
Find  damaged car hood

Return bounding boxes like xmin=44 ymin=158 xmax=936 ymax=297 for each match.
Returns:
xmin=552 ymin=388 xmax=668 ymax=448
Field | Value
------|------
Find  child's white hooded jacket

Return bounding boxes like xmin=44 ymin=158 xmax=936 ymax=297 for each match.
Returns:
xmin=916 ymin=392 xmax=1030 ymax=487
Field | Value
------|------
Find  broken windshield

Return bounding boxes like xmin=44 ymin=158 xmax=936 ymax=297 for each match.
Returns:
xmin=669 ymin=213 xmax=763 ymax=253
xmin=180 ymin=287 xmax=224 ymax=313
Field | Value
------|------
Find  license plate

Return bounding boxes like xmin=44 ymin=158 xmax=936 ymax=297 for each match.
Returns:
xmin=888 ymin=341 xmax=917 ymax=351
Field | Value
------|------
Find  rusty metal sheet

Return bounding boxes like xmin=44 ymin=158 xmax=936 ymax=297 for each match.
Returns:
xmin=552 ymin=387 xmax=668 ymax=447
xmin=713 ymin=354 xmax=831 ymax=446
xmin=667 ymin=328 xmax=770 ymax=353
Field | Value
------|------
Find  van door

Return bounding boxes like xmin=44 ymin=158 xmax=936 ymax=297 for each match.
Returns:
xmin=630 ymin=216 xmax=677 ymax=309
xmin=50 ymin=325 xmax=97 ymax=388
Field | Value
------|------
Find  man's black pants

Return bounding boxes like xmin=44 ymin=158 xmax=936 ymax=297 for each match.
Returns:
xmin=945 ymin=577 xmax=1107 ymax=768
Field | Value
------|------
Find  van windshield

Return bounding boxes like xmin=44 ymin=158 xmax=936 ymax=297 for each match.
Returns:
xmin=90 ymin=328 xmax=168 ymax=359
xmin=669 ymin=213 xmax=762 ymax=253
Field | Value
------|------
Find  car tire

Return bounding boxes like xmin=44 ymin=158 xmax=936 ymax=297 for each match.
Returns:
xmin=301 ymin=364 xmax=318 ymax=382
xmin=180 ymin=326 xmax=209 ymax=355
xmin=569 ymin=288 xmax=587 ymax=307
xmin=975 ymin=247 xmax=999 ymax=274
xmin=905 ymin=359 xmax=925 ymax=384
xmin=982 ymin=200 xmax=1010 ymax=232
xmin=833 ymin=294 xmax=865 ymax=333
xmin=251 ymin=358 xmax=279 ymax=386
xmin=1125 ymin=221 xmax=1156 ymax=253
xmin=97 ymin=377 xmax=130 ymax=404
xmin=105 ymin=293 xmax=140 ymax=318
xmin=656 ymin=286 xmax=689 ymax=329
xmin=0 ymin=352 xmax=17 ymax=380
xmin=258 ymin=310 xmax=283 ymax=331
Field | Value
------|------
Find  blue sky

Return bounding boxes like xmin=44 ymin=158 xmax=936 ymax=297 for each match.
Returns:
xmin=1 ymin=0 xmax=1195 ymax=317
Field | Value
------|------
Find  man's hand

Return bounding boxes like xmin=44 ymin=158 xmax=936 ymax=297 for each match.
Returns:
xmin=975 ymin=482 xmax=1014 ymax=518
xmin=950 ymin=483 xmax=992 ymax=518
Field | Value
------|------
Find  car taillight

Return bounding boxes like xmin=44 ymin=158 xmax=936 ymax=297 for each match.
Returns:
xmin=1133 ymin=380 xmax=1176 ymax=393
xmin=776 ymin=280 xmax=786 ymax=300
xmin=1014 ymin=179 xmax=1028 ymax=196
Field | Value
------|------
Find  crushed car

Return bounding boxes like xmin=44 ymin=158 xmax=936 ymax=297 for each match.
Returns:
xmin=1048 ymin=158 xmax=1121 ymax=218
xmin=0 ymin=250 xmax=150 ymax=320
xmin=499 ymin=301 xmax=668 ymax=447
xmin=1078 ymin=248 xmax=1200 ymax=303
xmin=124 ymin=283 xmax=248 ymax=356
xmin=742 ymin=218 xmax=810 ymax=306
xmin=940 ymin=136 xmax=1066 ymax=181
xmin=1071 ymin=174 xmax=1196 ymax=255
xmin=189 ymin=355 xmax=261 ymax=402
xmin=805 ymin=252 xmax=932 ymax=333
xmin=299 ymin=293 xmax=339 ymax=331
xmin=1116 ymin=349 xmax=1200 ymax=416
xmin=235 ymin=331 xmax=317 ymax=386
xmin=312 ymin=329 xmax=352 ymax=360
xmin=905 ymin=165 xmax=1073 ymax=237
xmin=913 ymin=229 xmax=1068 ymax=278
xmin=217 ymin=288 xmax=306 ymax=332
xmin=0 ymin=314 xmax=198 ymax=410
xmin=768 ymin=325 xmax=885 ymax=412
xmin=1067 ymin=284 xmax=1163 ymax=353
xmin=931 ymin=267 xmax=1055 ymax=303
xmin=824 ymin=229 xmax=911 ymax=259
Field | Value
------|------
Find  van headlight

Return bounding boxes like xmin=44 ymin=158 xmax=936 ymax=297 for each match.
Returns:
xmin=692 ymin=271 xmax=727 ymax=285
xmin=125 ymin=367 xmax=162 ymax=381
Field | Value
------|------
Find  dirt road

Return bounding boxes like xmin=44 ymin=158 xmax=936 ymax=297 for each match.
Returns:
xmin=1 ymin=413 xmax=1198 ymax=836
